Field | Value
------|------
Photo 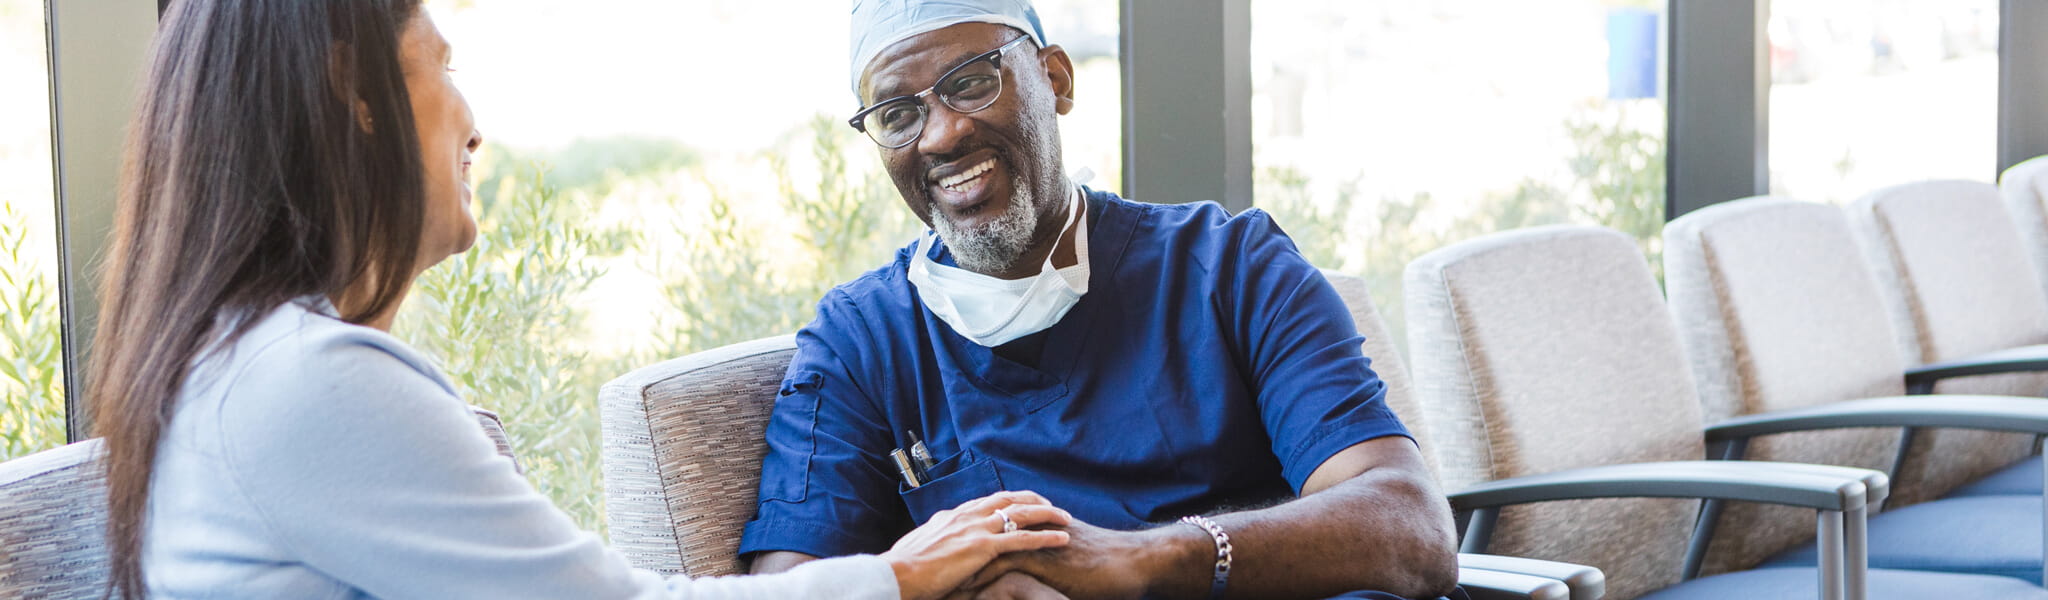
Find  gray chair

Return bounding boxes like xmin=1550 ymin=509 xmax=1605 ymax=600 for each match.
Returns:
xmin=1404 ymin=225 xmax=2048 ymax=600
xmin=599 ymin=317 xmax=1605 ymax=598
xmin=1666 ymin=197 xmax=2048 ymax=584
xmin=0 ymin=406 xmax=521 ymax=598
xmin=1847 ymin=180 xmax=2048 ymax=501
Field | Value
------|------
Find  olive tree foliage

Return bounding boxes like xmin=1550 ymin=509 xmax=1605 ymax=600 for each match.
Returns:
xmin=390 ymin=115 xmax=914 ymax=536
xmin=1258 ymin=101 xmax=1665 ymax=353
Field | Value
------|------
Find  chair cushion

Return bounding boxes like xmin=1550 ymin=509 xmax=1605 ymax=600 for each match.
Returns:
xmin=1638 ymin=567 xmax=2048 ymax=600
xmin=1947 ymin=455 xmax=2045 ymax=498
xmin=1763 ymin=495 xmax=2043 ymax=584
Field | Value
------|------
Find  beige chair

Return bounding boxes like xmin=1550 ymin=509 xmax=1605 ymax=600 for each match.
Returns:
xmin=0 ymin=406 xmax=519 ymax=598
xmin=1847 ymin=180 xmax=2048 ymax=504
xmin=1664 ymin=197 xmax=2048 ymax=585
xmin=1662 ymin=198 xmax=1904 ymax=574
xmin=1325 ymin=270 xmax=1604 ymax=600
xmin=2001 ymin=156 xmax=2048 ymax=302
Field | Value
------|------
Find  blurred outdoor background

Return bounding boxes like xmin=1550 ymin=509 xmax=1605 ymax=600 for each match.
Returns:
xmin=0 ymin=0 xmax=2003 ymax=537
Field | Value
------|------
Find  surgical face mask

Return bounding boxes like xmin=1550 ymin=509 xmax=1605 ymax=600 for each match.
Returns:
xmin=908 ymin=188 xmax=1088 ymax=347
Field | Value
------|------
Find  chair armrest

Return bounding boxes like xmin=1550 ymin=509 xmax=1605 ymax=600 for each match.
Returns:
xmin=1905 ymin=344 xmax=2048 ymax=391
xmin=1458 ymin=567 xmax=1572 ymax=600
xmin=1459 ymin=554 xmax=1604 ymax=600
xmin=1448 ymin=461 xmax=1873 ymax=513
xmin=1704 ymin=395 xmax=2048 ymax=443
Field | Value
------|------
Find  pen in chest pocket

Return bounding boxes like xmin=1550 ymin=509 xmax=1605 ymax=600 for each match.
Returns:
xmin=891 ymin=448 xmax=923 ymax=489
xmin=907 ymin=430 xmax=937 ymax=473
xmin=893 ymin=430 xmax=939 ymax=488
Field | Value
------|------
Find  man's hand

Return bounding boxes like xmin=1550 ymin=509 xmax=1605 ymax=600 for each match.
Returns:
xmin=963 ymin=518 xmax=1208 ymax=600
xmin=940 ymin=572 xmax=1069 ymax=600
xmin=968 ymin=438 xmax=1458 ymax=599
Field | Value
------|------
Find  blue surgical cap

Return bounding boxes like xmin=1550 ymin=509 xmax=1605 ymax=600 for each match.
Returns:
xmin=850 ymin=0 xmax=1048 ymax=99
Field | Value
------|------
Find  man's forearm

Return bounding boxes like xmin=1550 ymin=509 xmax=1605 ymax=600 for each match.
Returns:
xmin=751 ymin=551 xmax=821 ymax=574
xmin=1140 ymin=468 xmax=1460 ymax=599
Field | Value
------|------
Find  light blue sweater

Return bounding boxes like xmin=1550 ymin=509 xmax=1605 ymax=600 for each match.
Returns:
xmin=144 ymin=298 xmax=897 ymax=599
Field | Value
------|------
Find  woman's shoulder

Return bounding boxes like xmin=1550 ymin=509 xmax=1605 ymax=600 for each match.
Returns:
xmin=210 ymin=299 xmax=455 ymax=396
xmin=181 ymin=300 xmax=463 ymax=441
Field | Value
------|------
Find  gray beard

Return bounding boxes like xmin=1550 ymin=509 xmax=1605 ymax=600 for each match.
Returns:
xmin=931 ymin=168 xmax=1039 ymax=274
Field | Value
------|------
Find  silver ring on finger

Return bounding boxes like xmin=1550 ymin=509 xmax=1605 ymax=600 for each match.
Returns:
xmin=997 ymin=508 xmax=1017 ymax=533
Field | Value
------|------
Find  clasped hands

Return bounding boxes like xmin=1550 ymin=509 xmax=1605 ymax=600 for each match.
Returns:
xmin=884 ymin=490 xmax=1197 ymax=600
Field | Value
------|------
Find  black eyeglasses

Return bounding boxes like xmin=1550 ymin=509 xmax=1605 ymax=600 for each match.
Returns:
xmin=849 ymin=36 xmax=1032 ymax=149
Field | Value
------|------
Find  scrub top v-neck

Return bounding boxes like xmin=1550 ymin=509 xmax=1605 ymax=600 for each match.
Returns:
xmin=739 ymin=189 xmax=1411 ymax=559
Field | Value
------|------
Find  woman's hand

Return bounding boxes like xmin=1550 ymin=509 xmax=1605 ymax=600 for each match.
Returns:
xmin=883 ymin=490 xmax=1073 ymax=600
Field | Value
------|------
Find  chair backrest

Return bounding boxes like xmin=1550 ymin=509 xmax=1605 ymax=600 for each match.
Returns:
xmin=2000 ymin=156 xmax=2048 ymax=302
xmin=1847 ymin=180 xmax=2046 ymax=499
xmin=1404 ymin=225 xmax=1705 ymax=600
xmin=1662 ymin=197 xmax=1901 ymax=572
xmin=1850 ymin=180 xmax=2048 ymax=367
xmin=599 ymin=335 xmax=796 ymax=577
xmin=0 ymin=406 xmax=519 ymax=598
xmin=1321 ymin=269 xmax=1441 ymax=480
xmin=0 ymin=439 xmax=108 ymax=600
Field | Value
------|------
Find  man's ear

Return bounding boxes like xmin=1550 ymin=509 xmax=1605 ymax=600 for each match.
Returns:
xmin=1039 ymin=44 xmax=1076 ymax=116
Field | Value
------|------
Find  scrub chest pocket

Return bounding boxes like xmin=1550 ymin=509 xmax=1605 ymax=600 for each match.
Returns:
xmin=900 ymin=454 xmax=1006 ymax=522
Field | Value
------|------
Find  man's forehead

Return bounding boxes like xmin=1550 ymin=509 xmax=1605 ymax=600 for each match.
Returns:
xmin=860 ymin=23 xmax=1015 ymax=102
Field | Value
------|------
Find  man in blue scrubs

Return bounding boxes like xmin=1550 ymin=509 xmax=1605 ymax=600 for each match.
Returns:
xmin=742 ymin=2 xmax=1461 ymax=598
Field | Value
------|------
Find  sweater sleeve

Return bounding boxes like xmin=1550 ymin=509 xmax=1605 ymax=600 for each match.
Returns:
xmin=212 ymin=330 xmax=900 ymax=600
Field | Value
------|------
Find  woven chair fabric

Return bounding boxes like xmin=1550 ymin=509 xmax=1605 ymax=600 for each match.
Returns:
xmin=599 ymin=335 xmax=798 ymax=577
xmin=0 ymin=406 xmax=517 ymax=597
xmin=1404 ymin=225 xmax=1710 ymax=600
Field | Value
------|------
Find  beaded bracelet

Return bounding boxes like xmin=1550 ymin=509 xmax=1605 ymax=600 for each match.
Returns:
xmin=1178 ymin=515 xmax=1232 ymax=600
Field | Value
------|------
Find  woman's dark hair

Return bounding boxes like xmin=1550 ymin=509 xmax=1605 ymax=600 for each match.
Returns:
xmin=92 ymin=0 xmax=425 ymax=597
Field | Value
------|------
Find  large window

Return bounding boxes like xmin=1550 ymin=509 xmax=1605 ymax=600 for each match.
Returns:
xmin=0 ymin=0 xmax=63 ymax=461
xmin=402 ymin=0 xmax=1119 ymax=535
xmin=1250 ymin=0 xmax=1667 ymax=348
xmin=1768 ymin=0 xmax=1999 ymax=203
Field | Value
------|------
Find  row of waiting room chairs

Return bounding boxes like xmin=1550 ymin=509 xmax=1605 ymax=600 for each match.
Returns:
xmin=1392 ymin=163 xmax=2048 ymax=599
xmin=13 ymin=158 xmax=2048 ymax=599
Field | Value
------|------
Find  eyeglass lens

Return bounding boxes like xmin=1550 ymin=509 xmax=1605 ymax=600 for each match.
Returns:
xmin=862 ymin=58 xmax=1005 ymax=148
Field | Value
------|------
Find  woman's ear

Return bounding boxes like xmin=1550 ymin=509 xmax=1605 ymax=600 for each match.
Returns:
xmin=329 ymin=43 xmax=375 ymax=133
xmin=1039 ymin=44 xmax=1076 ymax=116
xmin=355 ymin=100 xmax=375 ymax=133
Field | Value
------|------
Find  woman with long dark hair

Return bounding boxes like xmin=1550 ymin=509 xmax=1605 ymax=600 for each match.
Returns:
xmin=89 ymin=1 xmax=1071 ymax=598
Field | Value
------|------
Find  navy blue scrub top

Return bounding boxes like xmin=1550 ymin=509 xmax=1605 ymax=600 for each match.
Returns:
xmin=738 ymin=189 xmax=1412 ymax=559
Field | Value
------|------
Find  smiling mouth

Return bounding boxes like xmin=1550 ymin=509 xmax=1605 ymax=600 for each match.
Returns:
xmin=937 ymin=158 xmax=997 ymax=192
